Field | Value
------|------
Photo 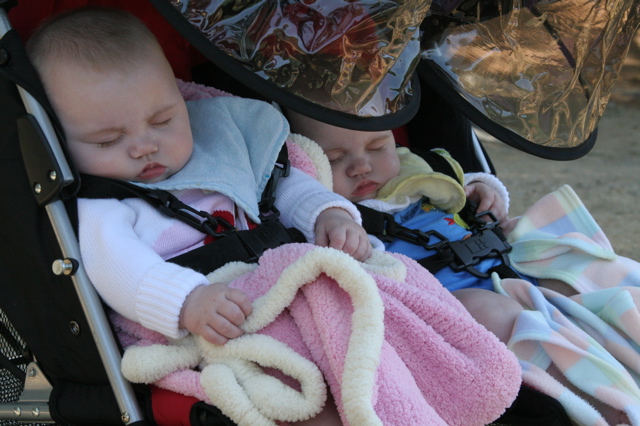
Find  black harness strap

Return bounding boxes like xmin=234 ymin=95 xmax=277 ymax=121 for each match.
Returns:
xmin=357 ymin=148 xmax=514 ymax=278
xmin=258 ymin=144 xmax=290 ymax=219
xmin=416 ymin=249 xmax=456 ymax=275
xmin=488 ymin=264 xmax=521 ymax=279
xmin=358 ymin=202 xmax=513 ymax=278
xmin=77 ymin=144 xmax=305 ymax=274
xmin=78 ymin=176 xmax=238 ymax=238
xmin=169 ymin=220 xmax=303 ymax=274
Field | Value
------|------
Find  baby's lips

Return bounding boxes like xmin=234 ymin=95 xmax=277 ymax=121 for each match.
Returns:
xmin=137 ymin=163 xmax=168 ymax=181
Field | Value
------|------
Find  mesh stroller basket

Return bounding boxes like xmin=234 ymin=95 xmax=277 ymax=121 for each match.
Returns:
xmin=0 ymin=0 xmax=638 ymax=425
xmin=0 ymin=310 xmax=29 ymax=416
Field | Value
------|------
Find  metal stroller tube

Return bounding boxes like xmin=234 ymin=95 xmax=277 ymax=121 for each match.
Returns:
xmin=44 ymin=201 xmax=145 ymax=425
xmin=0 ymin=8 xmax=144 ymax=425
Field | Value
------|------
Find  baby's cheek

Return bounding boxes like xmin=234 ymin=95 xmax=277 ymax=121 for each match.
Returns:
xmin=331 ymin=172 xmax=351 ymax=199
xmin=333 ymin=180 xmax=353 ymax=201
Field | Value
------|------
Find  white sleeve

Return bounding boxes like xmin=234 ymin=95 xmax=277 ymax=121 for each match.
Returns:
xmin=464 ymin=172 xmax=510 ymax=213
xmin=274 ymin=167 xmax=361 ymax=243
xmin=77 ymin=198 xmax=209 ymax=339
xmin=369 ymin=235 xmax=386 ymax=251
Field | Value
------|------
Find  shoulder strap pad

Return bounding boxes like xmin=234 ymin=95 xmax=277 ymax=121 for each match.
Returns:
xmin=416 ymin=149 xmax=464 ymax=185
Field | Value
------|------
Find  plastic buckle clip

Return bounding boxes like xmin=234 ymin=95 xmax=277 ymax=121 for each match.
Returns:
xmin=381 ymin=215 xmax=450 ymax=250
xmin=148 ymin=189 xmax=236 ymax=238
xmin=448 ymin=228 xmax=512 ymax=278
xmin=199 ymin=211 xmax=235 ymax=238
xmin=259 ymin=159 xmax=290 ymax=220
xmin=147 ymin=190 xmax=180 ymax=218
xmin=469 ymin=210 xmax=500 ymax=231
xmin=236 ymin=220 xmax=296 ymax=263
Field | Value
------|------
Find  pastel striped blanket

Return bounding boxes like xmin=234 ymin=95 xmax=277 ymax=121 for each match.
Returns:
xmin=502 ymin=184 xmax=640 ymax=425
xmin=508 ymin=184 xmax=640 ymax=293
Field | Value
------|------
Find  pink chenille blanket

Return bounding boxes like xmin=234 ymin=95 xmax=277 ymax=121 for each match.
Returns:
xmin=112 ymin=79 xmax=521 ymax=425
xmin=115 ymin=245 xmax=521 ymax=426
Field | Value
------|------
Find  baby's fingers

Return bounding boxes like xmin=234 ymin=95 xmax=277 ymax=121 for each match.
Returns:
xmin=225 ymin=288 xmax=253 ymax=318
xmin=199 ymin=315 xmax=244 ymax=345
xmin=315 ymin=229 xmax=330 ymax=248
xmin=217 ymin=299 xmax=250 ymax=328
xmin=475 ymin=193 xmax=495 ymax=215
xmin=331 ymin=228 xmax=371 ymax=261
xmin=464 ymin=185 xmax=476 ymax=199
xmin=352 ymin=233 xmax=372 ymax=261
xmin=326 ymin=227 xmax=348 ymax=252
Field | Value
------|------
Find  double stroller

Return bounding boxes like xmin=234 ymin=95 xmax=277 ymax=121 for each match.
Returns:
xmin=1 ymin=0 xmax=638 ymax=424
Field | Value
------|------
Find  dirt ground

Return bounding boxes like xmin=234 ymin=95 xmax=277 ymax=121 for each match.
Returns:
xmin=479 ymin=29 xmax=640 ymax=260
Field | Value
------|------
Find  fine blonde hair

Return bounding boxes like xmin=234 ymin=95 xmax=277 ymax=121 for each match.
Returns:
xmin=27 ymin=7 xmax=165 ymax=75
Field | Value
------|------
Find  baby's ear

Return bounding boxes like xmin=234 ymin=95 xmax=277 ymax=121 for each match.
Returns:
xmin=286 ymin=135 xmax=333 ymax=190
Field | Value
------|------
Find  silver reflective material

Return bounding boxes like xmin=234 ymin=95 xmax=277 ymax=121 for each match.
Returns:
xmin=166 ymin=0 xmax=639 ymax=150
xmin=422 ymin=0 xmax=640 ymax=149
xmin=170 ymin=0 xmax=431 ymax=116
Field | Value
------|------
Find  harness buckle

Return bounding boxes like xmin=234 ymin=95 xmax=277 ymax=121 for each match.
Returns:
xmin=379 ymin=213 xmax=450 ymax=250
xmin=447 ymin=227 xmax=512 ymax=278
xmin=147 ymin=190 xmax=182 ymax=219
xmin=148 ymin=189 xmax=236 ymax=238
xmin=468 ymin=209 xmax=500 ymax=231
xmin=236 ymin=220 xmax=299 ymax=263
xmin=199 ymin=211 xmax=236 ymax=238
xmin=259 ymin=156 xmax=290 ymax=219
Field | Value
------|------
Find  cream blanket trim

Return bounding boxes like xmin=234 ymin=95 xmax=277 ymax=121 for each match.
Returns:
xmin=287 ymin=133 xmax=334 ymax=190
xmin=121 ymin=248 xmax=406 ymax=426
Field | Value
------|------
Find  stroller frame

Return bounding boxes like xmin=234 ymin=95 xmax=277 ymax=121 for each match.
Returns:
xmin=0 ymin=8 xmax=144 ymax=425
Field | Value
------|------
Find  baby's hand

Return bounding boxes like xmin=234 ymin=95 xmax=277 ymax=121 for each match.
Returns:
xmin=465 ymin=181 xmax=509 ymax=225
xmin=315 ymin=207 xmax=372 ymax=261
xmin=179 ymin=283 xmax=252 ymax=345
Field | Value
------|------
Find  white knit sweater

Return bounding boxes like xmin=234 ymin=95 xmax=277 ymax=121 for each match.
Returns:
xmin=77 ymin=167 xmax=359 ymax=338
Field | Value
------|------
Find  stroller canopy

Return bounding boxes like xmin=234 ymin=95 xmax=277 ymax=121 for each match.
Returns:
xmin=420 ymin=0 xmax=640 ymax=159
xmin=150 ymin=0 xmax=640 ymax=159
xmin=150 ymin=0 xmax=429 ymax=131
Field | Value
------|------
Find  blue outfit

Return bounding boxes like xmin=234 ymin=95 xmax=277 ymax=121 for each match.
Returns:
xmin=385 ymin=200 xmax=513 ymax=291
xmin=362 ymin=147 xmax=535 ymax=291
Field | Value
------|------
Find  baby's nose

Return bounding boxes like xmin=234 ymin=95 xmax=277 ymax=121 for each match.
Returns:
xmin=349 ymin=156 xmax=372 ymax=176
xmin=130 ymin=137 xmax=159 ymax=158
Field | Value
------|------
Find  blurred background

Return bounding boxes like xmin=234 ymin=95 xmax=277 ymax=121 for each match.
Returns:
xmin=480 ymin=28 xmax=640 ymax=260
